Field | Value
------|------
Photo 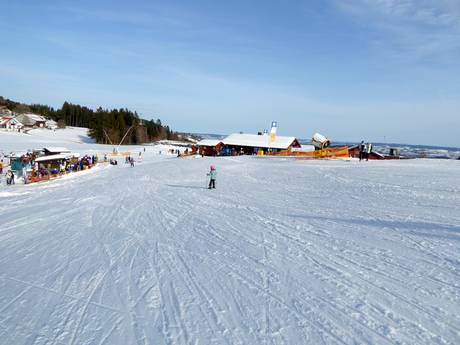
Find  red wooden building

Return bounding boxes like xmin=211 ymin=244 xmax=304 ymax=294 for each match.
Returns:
xmin=196 ymin=139 xmax=224 ymax=156
xmin=348 ymin=145 xmax=385 ymax=160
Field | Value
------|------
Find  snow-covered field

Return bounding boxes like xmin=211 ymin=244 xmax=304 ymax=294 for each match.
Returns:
xmin=0 ymin=127 xmax=95 ymax=153
xmin=1 ymin=130 xmax=459 ymax=345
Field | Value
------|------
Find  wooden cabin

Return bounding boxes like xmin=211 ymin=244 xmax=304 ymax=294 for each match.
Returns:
xmin=196 ymin=139 xmax=224 ymax=156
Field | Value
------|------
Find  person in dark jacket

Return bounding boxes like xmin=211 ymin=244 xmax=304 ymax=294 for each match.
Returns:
xmin=6 ymin=170 xmax=15 ymax=185
xmin=359 ymin=141 xmax=365 ymax=161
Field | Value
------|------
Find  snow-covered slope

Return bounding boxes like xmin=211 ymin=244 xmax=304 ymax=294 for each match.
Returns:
xmin=0 ymin=132 xmax=459 ymax=344
xmin=0 ymin=127 xmax=95 ymax=153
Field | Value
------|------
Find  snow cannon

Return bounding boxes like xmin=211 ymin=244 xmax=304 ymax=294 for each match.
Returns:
xmin=311 ymin=133 xmax=331 ymax=149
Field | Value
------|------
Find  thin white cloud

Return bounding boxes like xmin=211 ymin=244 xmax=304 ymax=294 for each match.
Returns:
xmin=339 ymin=0 xmax=460 ymax=25
xmin=336 ymin=0 xmax=460 ymax=60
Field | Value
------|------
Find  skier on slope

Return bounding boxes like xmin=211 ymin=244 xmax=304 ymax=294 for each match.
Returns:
xmin=366 ymin=142 xmax=373 ymax=161
xmin=359 ymin=141 xmax=365 ymax=161
xmin=207 ymin=165 xmax=217 ymax=189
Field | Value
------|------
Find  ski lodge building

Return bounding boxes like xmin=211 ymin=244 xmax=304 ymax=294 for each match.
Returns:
xmin=196 ymin=133 xmax=301 ymax=156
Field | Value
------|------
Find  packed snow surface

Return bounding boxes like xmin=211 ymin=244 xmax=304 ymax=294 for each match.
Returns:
xmin=1 ymin=131 xmax=460 ymax=344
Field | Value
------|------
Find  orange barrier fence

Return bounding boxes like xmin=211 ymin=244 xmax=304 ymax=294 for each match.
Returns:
xmin=29 ymin=175 xmax=52 ymax=183
xmin=266 ymin=146 xmax=350 ymax=159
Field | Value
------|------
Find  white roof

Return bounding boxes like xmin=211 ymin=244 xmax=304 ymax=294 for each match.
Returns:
xmin=43 ymin=147 xmax=71 ymax=153
xmin=223 ymin=133 xmax=298 ymax=149
xmin=15 ymin=113 xmax=47 ymax=126
xmin=156 ymin=140 xmax=193 ymax=147
xmin=35 ymin=153 xmax=79 ymax=162
xmin=196 ymin=139 xmax=223 ymax=147
xmin=16 ymin=113 xmax=46 ymax=121
xmin=24 ymin=113 xmax=46 ymax=121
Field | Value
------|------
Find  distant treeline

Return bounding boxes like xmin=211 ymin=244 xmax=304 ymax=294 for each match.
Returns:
xmin=0 ymin=96 xmax=179 ymax=144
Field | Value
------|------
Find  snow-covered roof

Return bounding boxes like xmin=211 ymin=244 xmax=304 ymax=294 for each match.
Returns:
xmin=196 ymin=139 xmax=223 ymax=147
xmin=157 ymin=140 xmax=193 ymax=147
xmin=0 ymin=117 xmax=23 ymax=126
xmin=223 ymin=133 xmax=298 ymax=149
xmin=24 ymin=113 xmax=46 ymax=121
xmin=16 ymin=113 xmax=47 ymax=126
xmin=43 ymin=147 xmax=71 ymax=154
xmin=35 ymin=153 xmax=79 ymax=162
xmin=1 ymin=117 xmax=16 ymax=123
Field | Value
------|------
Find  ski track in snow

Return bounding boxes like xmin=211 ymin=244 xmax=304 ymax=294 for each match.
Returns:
xmin=0 ymin=149 xmax=459 ymax=345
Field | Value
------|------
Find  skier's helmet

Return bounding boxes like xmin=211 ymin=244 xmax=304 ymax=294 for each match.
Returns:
xmin=210 ymin=165 xmax=216 ymax=170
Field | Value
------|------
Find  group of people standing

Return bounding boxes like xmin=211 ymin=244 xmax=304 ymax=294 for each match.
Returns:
xmin=125 ymin=155 xmax=135 ymax=167
xmin=359 ymin=141 xmax=373 ymax=161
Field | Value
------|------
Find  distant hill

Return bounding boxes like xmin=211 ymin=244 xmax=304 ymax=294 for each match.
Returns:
xmin=0 ymin=96 xmax=179 ymax=145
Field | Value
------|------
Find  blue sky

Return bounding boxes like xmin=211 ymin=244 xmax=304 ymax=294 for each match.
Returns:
xmin=1 ymin=0 xmax=459 ymax=146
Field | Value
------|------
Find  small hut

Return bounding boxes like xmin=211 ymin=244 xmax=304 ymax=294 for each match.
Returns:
xmin=34 ymin=153 xmax=79 ymax=174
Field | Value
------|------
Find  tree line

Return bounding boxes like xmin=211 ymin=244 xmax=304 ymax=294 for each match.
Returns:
xmin=0 ymin=96 xmax=179 ymax=144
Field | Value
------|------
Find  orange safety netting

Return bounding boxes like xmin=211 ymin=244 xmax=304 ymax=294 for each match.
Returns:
xmin=266 ymin=146 xmax=349 ymax=159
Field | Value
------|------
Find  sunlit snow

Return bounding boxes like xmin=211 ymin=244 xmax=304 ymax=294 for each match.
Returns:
xmin=1 ymin=129 xmax=459 ymax=344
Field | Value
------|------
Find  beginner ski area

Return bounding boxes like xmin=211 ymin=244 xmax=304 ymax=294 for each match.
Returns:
xmin=0 ymin=131 xmax=459 ymax=344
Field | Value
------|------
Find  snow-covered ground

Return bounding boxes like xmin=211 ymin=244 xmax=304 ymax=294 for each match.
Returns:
xmin=1 ymin=130 xmax=460 ymax=344
xmin=0 ymin=127 xmax=95 ymax=153
xmin=0 ymin=127 xmax=183 ymax=158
